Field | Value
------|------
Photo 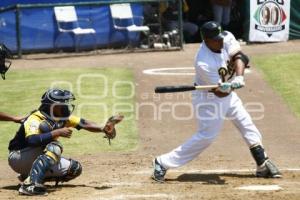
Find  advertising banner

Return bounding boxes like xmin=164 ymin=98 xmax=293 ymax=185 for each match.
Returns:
xmin=249 ymin=0 xmax=290 ymax=42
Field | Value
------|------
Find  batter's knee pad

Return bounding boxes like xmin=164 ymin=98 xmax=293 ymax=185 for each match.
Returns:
xmin=63 ymin=159 xmax=82 ymax=182
xmin=250 ymin=144 xmax=268 ymax=166
xmin=44 ymin=141 xmax=63 ymax=163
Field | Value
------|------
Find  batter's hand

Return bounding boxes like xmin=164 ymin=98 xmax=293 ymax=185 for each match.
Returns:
xmin=231 ymin=75 xmax=245 ymax=89
xmin=218 ymin=82 xmax=232 ymax=93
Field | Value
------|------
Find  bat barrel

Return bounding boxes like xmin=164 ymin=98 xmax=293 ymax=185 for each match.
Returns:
xmin=155 ymin=85 xmax=196 ymax=93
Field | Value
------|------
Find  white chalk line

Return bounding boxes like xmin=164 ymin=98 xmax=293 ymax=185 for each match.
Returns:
xmin=131 ymin=168 xmax=300 ymax=175
xmin=235 ymin=185 xmax=282 ymax=191
xmin=143 ymin=67 xmax=195 ymax=76
xmin=97 ymin=193 xmax=176 ymax=200
xmin=100 ymin=182 xmax=142 ymax=186
xmin=143 ymin=67 xmax=251 ymax=76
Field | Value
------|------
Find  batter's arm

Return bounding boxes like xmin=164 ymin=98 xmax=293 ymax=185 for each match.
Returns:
xmin=230 ymin=51 xmax=250 ymax=89
xmin=233 ymin=55 xmax=245 ymax=76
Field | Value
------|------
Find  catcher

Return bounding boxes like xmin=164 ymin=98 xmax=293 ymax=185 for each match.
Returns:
xmin=8 ymin=88 xmax=123 ymax=196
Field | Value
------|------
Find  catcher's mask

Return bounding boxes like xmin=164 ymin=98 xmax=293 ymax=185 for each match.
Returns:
xmin=39 ymin=88 xmax=75 ymax=119
xmin=0 ymin=44 xmax=12 ymax=80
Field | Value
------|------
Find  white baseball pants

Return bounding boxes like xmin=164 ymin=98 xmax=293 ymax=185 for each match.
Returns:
xmin=157 ymin=91 xmax=262 ymax=169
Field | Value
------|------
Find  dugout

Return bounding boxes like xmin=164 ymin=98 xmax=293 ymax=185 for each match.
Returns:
xmin=0 ymin=0 xmax=183 ymax=57
xmin=0 ymin=0 xmax=299 ymax=57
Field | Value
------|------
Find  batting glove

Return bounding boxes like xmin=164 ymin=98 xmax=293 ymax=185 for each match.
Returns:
xmin=218 ymin=82 xmax=232 ymax=93
xmin=231 ymin=75 xmax=245 ymax=89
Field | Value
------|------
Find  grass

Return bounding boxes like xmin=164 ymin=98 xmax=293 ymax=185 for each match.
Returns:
xmin=252 ymin=53 xmax=300 ymax=118
xmin=0 ymin=67 xmax=137 ymax=160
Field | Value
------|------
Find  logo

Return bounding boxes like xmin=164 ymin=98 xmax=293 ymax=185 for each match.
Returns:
xmin=27 ymin=186 xmax=35 ymax=193
xmin=28 ymin=120 xmax=39 ymax=133
xmin=253 ymin=0 xmax=287 ymax=37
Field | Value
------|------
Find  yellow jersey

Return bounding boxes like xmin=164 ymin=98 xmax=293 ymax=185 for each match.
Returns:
xmin=9 ymin=110 xmax=83 ymax=151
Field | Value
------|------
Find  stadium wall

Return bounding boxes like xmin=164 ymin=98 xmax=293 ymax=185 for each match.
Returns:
xmin=289 ymin=0 xmax=300 ymax=39
xmin=0 ymin=0 xmax=144 ymax=53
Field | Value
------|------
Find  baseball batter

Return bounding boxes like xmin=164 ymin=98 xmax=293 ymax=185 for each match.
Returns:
xmin=8 ymin=88 xmax=123 ymax=195
xmin=152 ymin=21 xmax=281 ymax=182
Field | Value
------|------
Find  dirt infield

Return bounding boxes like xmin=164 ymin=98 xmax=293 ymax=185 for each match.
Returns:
xmin=0 ymin=41 xmax=300 ymax=199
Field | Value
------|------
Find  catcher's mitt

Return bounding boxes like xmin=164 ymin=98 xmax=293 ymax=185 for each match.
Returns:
xmin=103 ymin=114 xmax=124 ymax=145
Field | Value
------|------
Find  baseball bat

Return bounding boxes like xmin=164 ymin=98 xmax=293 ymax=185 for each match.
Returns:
xmin=155 ymin=85 xmax=218 ymax=93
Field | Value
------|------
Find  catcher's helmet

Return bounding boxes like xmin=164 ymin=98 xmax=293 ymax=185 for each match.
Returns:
xmin=0 ymin=44 xmax=12 ymax=80
xmin=39 ymin=88 xmax=75 ymax=119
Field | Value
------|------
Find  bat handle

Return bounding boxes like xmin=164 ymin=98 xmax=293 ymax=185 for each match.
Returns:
xmin=194 ymin=85 xmax=219 ymax=90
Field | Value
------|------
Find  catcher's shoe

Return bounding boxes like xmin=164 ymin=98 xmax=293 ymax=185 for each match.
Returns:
xmin=152 ymin=158 xmax=167 ymax=183
xmin=18 ymin=183 xmax=47 ymax=196
xmin=17 ymin=174 xmax=27 ymax=182
xmin=256 ymin=159 xmax=282 ymax=178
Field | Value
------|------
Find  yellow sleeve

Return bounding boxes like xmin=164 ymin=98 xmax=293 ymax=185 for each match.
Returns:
xmin=65 ymin=115 xmax=81 ymax=128
xmin=24 ymin=115 xmax=42 ymax=138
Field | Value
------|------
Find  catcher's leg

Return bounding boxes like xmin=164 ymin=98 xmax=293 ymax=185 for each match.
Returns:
xmin=8 ymin=147 xmax=44 ymax=181
xmin=44 ymin=158 xmax=82 ymax=184
xmin=19 ymin=141 xmax=63 ymax=196
xmin=60 ymin=159 xmax=82 ymax=182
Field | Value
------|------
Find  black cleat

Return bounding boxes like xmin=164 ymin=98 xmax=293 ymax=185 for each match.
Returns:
xmin=152 ymin=158 xmax=167 ymax=183
xmin=256 ymin=159 xmax=282 ymax=178
xmin=18 ymin=183 xmax=47 ymax=196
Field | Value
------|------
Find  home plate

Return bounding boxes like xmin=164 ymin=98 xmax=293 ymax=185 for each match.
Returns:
xmin=236 ymin=185 xmax=282 ymax=191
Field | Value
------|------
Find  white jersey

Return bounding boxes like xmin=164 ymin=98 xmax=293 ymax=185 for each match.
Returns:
xmin=194 ymin=31 xmax=241 ymax=85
